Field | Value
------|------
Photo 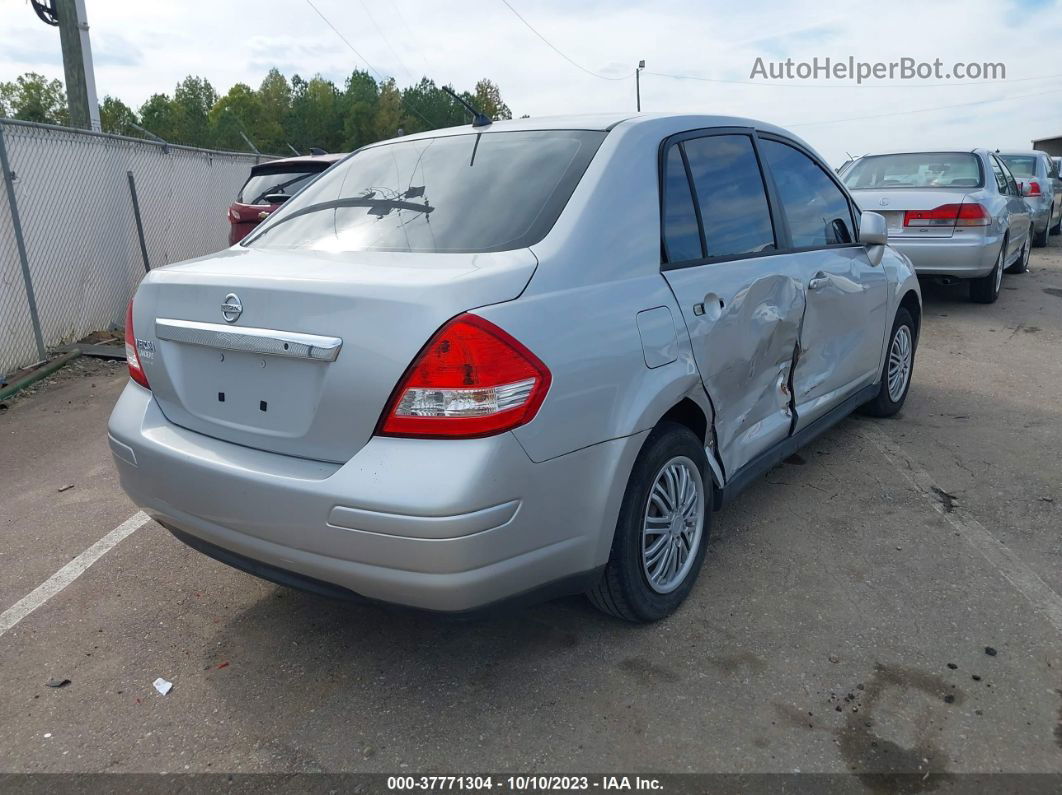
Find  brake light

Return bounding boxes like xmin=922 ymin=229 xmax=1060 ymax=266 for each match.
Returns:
xmin=1027 ymin=180 xmax=1042 ymax=197
xmin=378 ymin=314 xmax=551 ymax=438
xmin=903 ymin=202 xmax=989 ymax=228
xmin=125 ymin=298 xmax=150 ymax=389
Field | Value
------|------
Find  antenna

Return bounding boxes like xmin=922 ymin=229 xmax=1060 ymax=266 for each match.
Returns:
xmin=441 ymin=86 xmax=492 ymax=128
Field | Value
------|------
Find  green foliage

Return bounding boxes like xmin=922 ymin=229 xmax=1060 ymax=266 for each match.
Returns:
xmin=0 ymin=72 xmax=67 ymax=124
xmin=99 ymin=96 xmax=139 ymax=136
xmin=1 ymin=69 xmax=514 ymax=155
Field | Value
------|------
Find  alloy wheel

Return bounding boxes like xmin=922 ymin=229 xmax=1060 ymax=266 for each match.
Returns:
xmin=642 ymin=456 xmax=705 ymax=594
xmin=887 ymin=324 xmax=913 ymax=403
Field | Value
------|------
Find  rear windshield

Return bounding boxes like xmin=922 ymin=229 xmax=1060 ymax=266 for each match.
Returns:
xmin=243 ymin=130 xmax=606 ymax=254
xmin=843 ymin=153 xmax=983 ymax=190
xmin=238 ymin=168 xmax=324 ymax=205
xmin=998 ymin=155 xmax=1038 ymax=178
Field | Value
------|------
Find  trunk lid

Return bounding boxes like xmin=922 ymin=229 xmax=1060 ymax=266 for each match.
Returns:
xmin=135 ymin=246 xmax=538 ymax=463
xmin=850 ymin=188 xmax=979 ymax=238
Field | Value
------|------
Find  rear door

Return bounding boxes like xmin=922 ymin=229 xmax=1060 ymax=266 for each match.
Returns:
xmin=994 ymin=155 xmax=1031 ymax=256
xmin=660 ymin=130 xmax=806 ymax=477
xmin=757 ymin=136 xmax=889 ymax=430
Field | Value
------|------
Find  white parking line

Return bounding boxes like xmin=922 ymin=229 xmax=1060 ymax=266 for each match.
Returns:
xmin=0 ymin=511 xmax=150 ymax=639
xmin=863 ymin=425 xmax=1062 ymax=635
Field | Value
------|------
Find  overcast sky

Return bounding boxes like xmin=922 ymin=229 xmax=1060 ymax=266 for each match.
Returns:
xmin=2 ymin=0 xmax=1060 ymax=164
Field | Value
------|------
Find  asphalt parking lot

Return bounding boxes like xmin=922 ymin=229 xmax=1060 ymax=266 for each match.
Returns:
xmin=1 ymin=239 xmax=1061 ymax=780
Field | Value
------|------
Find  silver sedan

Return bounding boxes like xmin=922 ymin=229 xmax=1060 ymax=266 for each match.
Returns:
xmin=843 ymin=149 xmax=1031 ymax=303
xmin=109 ymin=113 xmax=920 ymax=621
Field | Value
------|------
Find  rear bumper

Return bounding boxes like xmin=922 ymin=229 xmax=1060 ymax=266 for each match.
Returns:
xmin=107 ymin=383 xmax=642 ymax=612
xmin=1028 ymin=198 xmax=1052 ymax=232
xmin=887 ymin=233 xmax=1001 ymax=278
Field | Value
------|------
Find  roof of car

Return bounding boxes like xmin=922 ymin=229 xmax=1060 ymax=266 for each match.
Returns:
xmin=996 ymin=150 xmax=1049 ymax=157
xmin=364 ymin=112 xmax=806 ymax=146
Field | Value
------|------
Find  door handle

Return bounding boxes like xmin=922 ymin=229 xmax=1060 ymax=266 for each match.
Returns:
xmin=808 ymin=273 xmax=829 ymax=290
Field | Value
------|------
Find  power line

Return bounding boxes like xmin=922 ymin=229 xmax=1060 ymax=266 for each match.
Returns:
xmin=785 ymin=86 xmax=1062 ymax=128
xmin=647 ymin=69 xmax=1062 ymax=90
xmin=354 ymin=0 xmax=417 ymax=84
xmin=498 ymin=0 xmax=631 ymax=81
xmin=302 ymin=0 xmax=439 ymax=130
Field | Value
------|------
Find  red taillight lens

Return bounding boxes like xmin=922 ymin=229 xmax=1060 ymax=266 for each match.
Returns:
xmin=125 ymin=298 xmax=150 ymax=389
xmin=378 ymin=314 xmax=551 ymax=439
xmin=903 ymin=202 xmax=989 ymax=228
xmin=1027 ymin=180 xmax=1042 ymax=197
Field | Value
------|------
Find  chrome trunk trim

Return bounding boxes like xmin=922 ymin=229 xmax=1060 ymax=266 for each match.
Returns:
xmin=154 ymin=318 xmax=342 ymax=362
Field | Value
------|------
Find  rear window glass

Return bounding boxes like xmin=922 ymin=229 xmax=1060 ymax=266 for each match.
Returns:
xmin=997 ymin=155 xmax=1037 ymax=178
xmin=843 ymin=153 xmax=983 ymax=190
xmin=245 ymin=130 xmax=606 ymax=254
xmin=238 ymin=169 xmax=323 ymax=205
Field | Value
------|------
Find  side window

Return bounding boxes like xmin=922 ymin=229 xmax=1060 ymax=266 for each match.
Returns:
xmin=682 ymin=135 xmax=776 ymax=259
xmin=989 ymin=156 xmax=1009 ymax=194
xmin=759 ymin=139 xmax=854 ymax=248
xmin=662 ymin=145 xmax=704 ymax=262
xmin=998 ymin=158 xmax=1019 ymax=195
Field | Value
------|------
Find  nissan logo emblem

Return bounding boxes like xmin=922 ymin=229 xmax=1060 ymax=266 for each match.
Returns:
xmin=221 ymin=293 xmax=243 ymax=323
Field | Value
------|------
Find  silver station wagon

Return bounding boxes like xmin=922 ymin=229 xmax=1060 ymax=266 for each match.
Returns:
xmin=110 ymin=113 xmax=921 ymax=622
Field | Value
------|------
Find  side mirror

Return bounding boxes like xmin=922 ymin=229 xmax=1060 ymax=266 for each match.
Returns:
xmin=859 ymin=210 xmax=888 ymax=246
xmin=264 ymin=193 xmax=290 ymax=204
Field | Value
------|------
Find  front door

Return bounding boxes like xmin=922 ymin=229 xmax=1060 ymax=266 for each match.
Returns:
xmin=756 ymin=137 xmax=889 ymax=430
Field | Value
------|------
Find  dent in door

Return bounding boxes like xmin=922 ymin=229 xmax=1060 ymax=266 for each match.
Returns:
xmin=702 ymin=275 xmax=805 ymax=476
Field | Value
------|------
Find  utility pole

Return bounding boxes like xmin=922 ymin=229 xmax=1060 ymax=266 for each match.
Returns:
xmin=636 ymin=60 xmax=645 ymax=112
xmin=54 ymin=0 xmax=100 ymax=130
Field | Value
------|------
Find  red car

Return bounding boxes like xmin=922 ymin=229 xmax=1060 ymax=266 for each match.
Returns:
xmin=227 ymin=153 xmax=346 ymax=245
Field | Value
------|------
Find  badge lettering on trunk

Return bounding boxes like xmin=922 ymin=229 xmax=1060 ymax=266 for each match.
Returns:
xmin=221 ymin=293 xmax=243 ymax=323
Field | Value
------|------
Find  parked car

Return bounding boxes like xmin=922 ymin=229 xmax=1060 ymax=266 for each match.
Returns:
xmin=997 ymin=150 xmax=1062 ymax=247
xmin=842 ymin=150 xmax=1032 ymax=302
xmin=111 ymin=113 xmax=920 ymax=622
xmin=227 ymin=153 xmax=345 ymax=245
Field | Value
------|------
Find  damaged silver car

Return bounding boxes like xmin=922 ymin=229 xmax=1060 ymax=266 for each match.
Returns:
xmin=109 ymin=113 xmax=921 ymax=622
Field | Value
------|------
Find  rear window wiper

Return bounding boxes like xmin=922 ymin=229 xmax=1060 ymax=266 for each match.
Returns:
xmin=248 ymin=197 xmax=435 ymax=242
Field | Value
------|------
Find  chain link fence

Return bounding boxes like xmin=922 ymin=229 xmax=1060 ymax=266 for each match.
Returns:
xmin=0 ymin=118 xmax=268 ymax=376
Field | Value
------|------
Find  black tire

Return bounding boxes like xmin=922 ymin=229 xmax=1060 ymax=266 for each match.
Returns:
xmin=1050 ymin=209 xmax=1060 ymax=236
xmin=588 ymin=421 xmax=711 ymax=622
xmin=860 ymin=307 xmax=917 ymax=418
xmin=1033 ymin=222 xmax=1049 ymax=248
xmin=970 ymin=240 xmax=1005 ymax=304
xmin=1005 ymin=229 xmax=1030 ymax=274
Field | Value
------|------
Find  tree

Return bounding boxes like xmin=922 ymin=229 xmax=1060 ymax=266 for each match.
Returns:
xmin=209 ymin=83 xmax=264 ymax=152
xmin=401 ymin=78 xmax=467 ymax=134
xmin=172 ymin=75 xmax=218 ymax=147
xmin=256 ymin=68 xmax=292 ymax=154
xmin=139 ymin=93 xmax=178 ymax=142
xmin=473 ymin=79 xmax=512 ymax=121
xmin=287 ymin=74 xmax=343 ymax=153
xmin=0 ymin=72 xmax=67 ymax=124
xmin=99 ymin=96 xmax=139 ymax=136
xmin=373 ymin=78 xmax=407 ymax=141
xmin=341 ymin=69 xmax=379 ymax=150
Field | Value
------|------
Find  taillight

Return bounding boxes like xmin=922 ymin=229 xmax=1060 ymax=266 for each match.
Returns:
xmin=378 ymin=314 xmax=551 ymax=439
xmin=1027 ymin=180 xmax=1042 ymax=197
xmin=125 ymin=298 xmax=150 ymax=389
xmin=903 ymin=202 xmax=989 ymax=228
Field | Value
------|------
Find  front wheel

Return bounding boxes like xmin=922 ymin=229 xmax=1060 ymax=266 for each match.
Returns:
xmin=970 ymin=241 xmax=1004 ymax=304
xmin=860 ymin=307 xmax=916 ymax=418
xmin=588 ymin=422 xmax=711 ymax=622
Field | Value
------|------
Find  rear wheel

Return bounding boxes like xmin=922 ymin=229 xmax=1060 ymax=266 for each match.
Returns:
xmin=588 ymin=422 xmax=710 ymax=622
xmin=1005 ymin=230 xmax=1030 ymax=274
xmin=970 ymin=240 xmax=1005 ymax=303
xmin=861 ymin=307 xmax=916 ymax=418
